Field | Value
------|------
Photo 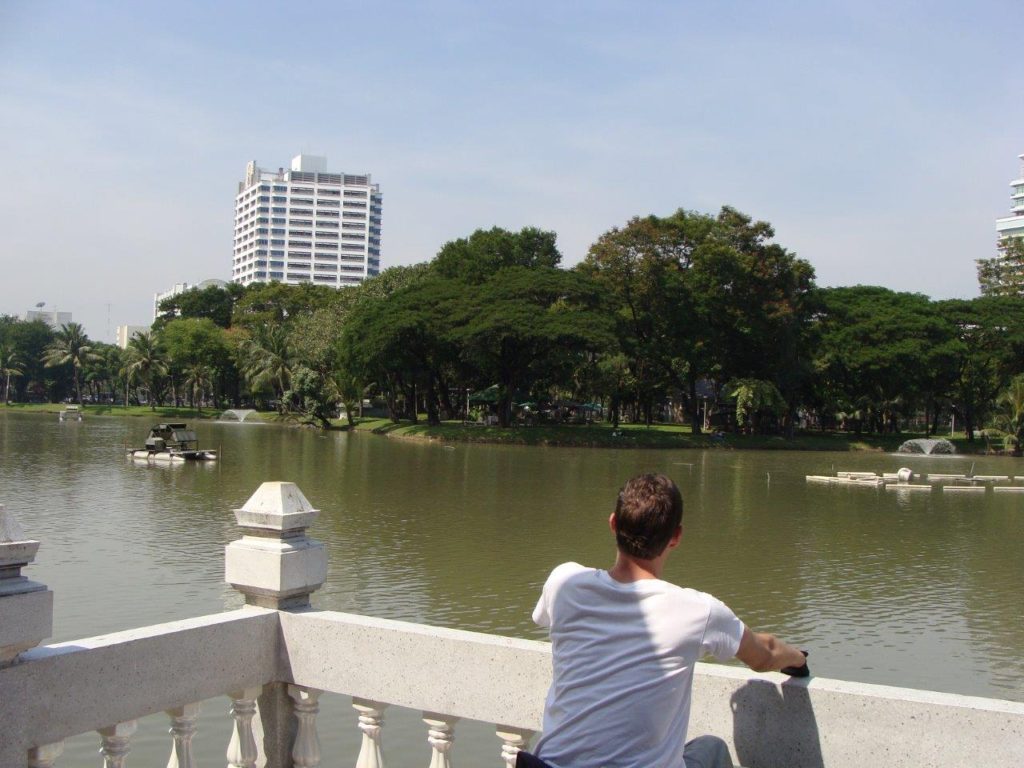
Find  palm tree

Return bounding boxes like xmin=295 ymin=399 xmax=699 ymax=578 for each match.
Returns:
xmin=124 ymin=331 xmax=167 ymax=410
xmin=0 ymin=345 xmax=24 ymax=403
xmin=184 ymin=362 xmax=214 ymax=414
xmin=994 ymin=374 xmax=1024 ymax=456
xmin=42 ymin=322 xmax=99 ymax=405
xmin=239 ymin=324 xmax=294 ymax=407
xmin=83 ymin=343 xmax=122 ymax=403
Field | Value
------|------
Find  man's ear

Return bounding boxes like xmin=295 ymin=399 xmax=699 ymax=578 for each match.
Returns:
xmin=609 ymin=512 xmax=617 ymax=534
xmin=666 ymin=525 xmax=683 ymax=550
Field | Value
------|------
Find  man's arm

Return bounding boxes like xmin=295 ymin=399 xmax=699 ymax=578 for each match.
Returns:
xmin=735 ymin=626 xmax=807 ymax=673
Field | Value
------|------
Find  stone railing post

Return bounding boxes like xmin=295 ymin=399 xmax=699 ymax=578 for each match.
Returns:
xmin=225 ymin=482 xmax=327 ymax=610
xmin=496 ymin=727 xmax=533 ymax=768
xmin=0 ymin=503 xmax=54 ymax=668
xmin=225 ymin=482 xmax=327 ymax=768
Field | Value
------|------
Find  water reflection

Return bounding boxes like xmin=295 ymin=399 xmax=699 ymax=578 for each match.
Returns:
xmin=2 ymin=411 xmax=1022 ymax=762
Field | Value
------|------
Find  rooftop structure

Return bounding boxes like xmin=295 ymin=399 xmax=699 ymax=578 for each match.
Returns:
xmin=231 ymin=154 xmax=382 ymax=289
xmin=23 ymin=309 xmax=71 ymax=329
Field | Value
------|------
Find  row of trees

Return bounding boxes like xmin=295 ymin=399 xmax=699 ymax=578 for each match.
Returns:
xmin=4 ymin=206 xmax=1024 ymax=443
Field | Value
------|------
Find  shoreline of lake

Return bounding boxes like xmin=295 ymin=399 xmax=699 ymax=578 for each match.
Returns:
xmin=2 ymin=403 xmax=1005 ymax=454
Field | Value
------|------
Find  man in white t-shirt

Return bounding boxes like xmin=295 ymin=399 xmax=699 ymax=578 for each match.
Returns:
xmin=526 ymin=473 xmax=808 ymax=768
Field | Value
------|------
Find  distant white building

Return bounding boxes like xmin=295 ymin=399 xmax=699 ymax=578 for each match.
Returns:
xmin=231 ymin=154 xmax=382 ymax=288
xmin=996 ymin=152 xmax=1024 ymax=246
xmin=25 ymin=309 xmax=72 ymax=329
xmin=154 ymin=278 xmax=228 ymax=319
xmin=115 ymin=325 xmax=150 ymax=349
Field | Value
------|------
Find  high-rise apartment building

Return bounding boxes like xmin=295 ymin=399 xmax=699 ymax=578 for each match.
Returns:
xmin=231 ymin=154 xmax=382 ymax=288
xmin=996 ymin=152 xmax=1024 ymax=246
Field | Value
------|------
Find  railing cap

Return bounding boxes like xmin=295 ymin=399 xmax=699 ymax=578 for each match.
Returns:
xmin=0 ymin=504 xmax=41 ymax=569
xmin=234 ymin=482 xmax=320 ymax=532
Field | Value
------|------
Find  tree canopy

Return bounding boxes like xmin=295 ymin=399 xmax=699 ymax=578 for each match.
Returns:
xmin=4 ymin=209 xmax=1022 ymax=444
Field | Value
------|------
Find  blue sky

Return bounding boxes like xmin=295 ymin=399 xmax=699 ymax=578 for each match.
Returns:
xmin=1 ymin=1 xmax=1021 ymax=341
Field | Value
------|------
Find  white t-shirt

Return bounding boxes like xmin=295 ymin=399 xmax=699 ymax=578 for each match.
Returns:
xmin=532 ymin=562 xmax=744 ymax=768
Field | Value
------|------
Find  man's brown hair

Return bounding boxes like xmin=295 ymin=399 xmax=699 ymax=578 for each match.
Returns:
xmin=614 ymin=473 xmax=683 ymax=559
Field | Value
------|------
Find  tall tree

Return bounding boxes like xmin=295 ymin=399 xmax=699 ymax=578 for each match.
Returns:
xmin=994 ymin=374 xmax=1024 ymax=455
xmin=183 ymin=362 xmax=214 ymax=413
xmin=433 ymin=226 xmax=561 ymax=284
xmin=232 ymin=282 xmax=338 ymax=329
xmin=341 ymin=278 xmax=464 ymax=424
xmin=5 ymin=320 xmax=53 ymax=401
xmin=161 ymin=318 xmax=232 ymax=407
xmin=84 ymin=343 xmax=123 ymax=403
xmin=238 ymin=323 xmax=295 ymax=405
xmin=940 ymin=296 xmax=1024 ymax=440
xmin=977 ymin=237 xmax=1024 ymax=297
xmin=583 ymin=206 xmax=814 ymax=431
xmin=43 ymin=322 xmax=99 ymax=404
xmin=157 ymin=283 xmax=243 ymax=328
xmin=811 ymin=287 xmax=959 ymax=434
xmin=451 ymin=267 xmax=614 ymax=426
xmin=124 ymin=331 xmax=168 ymax=410
xmin=289 ymin=308 xmax=349 ymax=426
xmin=0 ymin=345 xmax=24 ymax=403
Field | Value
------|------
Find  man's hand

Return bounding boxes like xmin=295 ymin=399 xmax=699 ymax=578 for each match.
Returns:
xmin=781 ymin=650 xmax=810 ymax=677
xmin=736 ymin=627 xmax=809 ymax=675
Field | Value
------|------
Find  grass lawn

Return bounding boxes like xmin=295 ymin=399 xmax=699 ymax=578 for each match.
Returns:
xmin=348 ymin=417 xmax=992 ymax=453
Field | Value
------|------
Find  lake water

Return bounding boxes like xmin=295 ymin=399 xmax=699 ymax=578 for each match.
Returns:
xmin=2 ymin=411 xmax=1022 ymax=765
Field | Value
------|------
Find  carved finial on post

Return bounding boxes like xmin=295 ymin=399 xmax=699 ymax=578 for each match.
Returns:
xmin=224 ymin=483 xmax=327 ymax=610
xmin=0 ymin=503 xmax=54 ymax=667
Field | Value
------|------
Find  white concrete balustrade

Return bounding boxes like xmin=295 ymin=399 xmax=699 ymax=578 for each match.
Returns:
xmin=2 ymin=486 xmax=1024 ymax=768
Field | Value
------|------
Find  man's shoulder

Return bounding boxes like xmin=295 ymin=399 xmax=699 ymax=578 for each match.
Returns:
xmin=545 ymin=561 xmax=594 ymax=586
xmin=655 ymin=581 xmax=733 ymax=610
xmin=541 ymin=562 xmax=602 ymax=597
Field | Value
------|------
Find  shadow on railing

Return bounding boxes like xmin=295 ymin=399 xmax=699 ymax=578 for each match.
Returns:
xmin=2 ymin=485 xmax=1023 ymax=768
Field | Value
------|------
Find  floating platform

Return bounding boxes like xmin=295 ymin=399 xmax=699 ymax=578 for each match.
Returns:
xmin=942 ymin=485 xmax=986 ymax=492
xmin=885 ymin=483 xmax=931 ymax=491
xmin=971 ymin=475 xmax=1010 ymax=482
xmin=806 ymin=475 xmax=885 ymax=486
xmin=993 ymin=486 xmax=1024 ymax=493
xmin=836 ymin=471 xmax=879 ymax=479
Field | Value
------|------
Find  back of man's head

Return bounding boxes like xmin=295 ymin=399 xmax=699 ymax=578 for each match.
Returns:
xmin=614 ymin=473 xmax=683 ymax=560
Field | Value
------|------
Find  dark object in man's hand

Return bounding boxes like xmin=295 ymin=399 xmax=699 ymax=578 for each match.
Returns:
xmin=781 ymin=650 xmax=810 ymax=677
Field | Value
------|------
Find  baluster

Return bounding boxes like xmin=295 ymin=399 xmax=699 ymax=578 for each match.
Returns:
xmin=495 ymin=727 xmax=533 ymax=768
xmin=166 ymin=702 xmax=201 ymax=768
xmin=28 ymin=741 xmax=64 ymax=768
xmin=353 ymin=698 xmax=388 ymax=768
xmin=423 ymin=713 xmax=458 ymax=768
xmin=227 ymin=687 xmax=260 ymax=768
xmin=99 ymin=721 xmax=138 ymax=768
xmin=288 ymin=685 xmax=322 ymax=768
